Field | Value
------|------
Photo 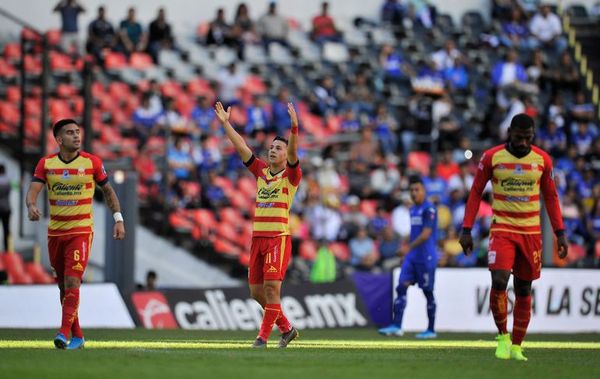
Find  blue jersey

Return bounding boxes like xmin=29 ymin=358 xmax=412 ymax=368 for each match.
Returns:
xmin=407 ymin=201 xmax=438 ymax=264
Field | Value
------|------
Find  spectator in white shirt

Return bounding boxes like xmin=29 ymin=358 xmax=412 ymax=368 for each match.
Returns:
xmin=217 ymin=62 xmax=246 ymax=107
xmin=431 ymin=40 xmax=461 ymax=72
xmin=529 ymin=5 xmax=567 ymax=53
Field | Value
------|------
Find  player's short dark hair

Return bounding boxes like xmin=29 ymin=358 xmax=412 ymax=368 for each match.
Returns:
xmin=510 ymin=113 xmax=534 ymax=130
xmin=273 ymin=136 xmax=288 ymax=145
xmin=408 ymin=175 xmax=424 ymax=186
xmin=147 ymin=270 xmax=157 ymax=279
xmin=53 ymin=119 xmax=79 ymax=137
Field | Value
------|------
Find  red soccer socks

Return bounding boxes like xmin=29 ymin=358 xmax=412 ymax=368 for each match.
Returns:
xmin=258 ymin=303 xmax=282 ymax=341
xmin=59 ymin=288 xmax=80 ymax=338
xmin=512 ymin=295 xmax=532 ymax=345
xmin=490 ymin=289 xmax=508 ymax=334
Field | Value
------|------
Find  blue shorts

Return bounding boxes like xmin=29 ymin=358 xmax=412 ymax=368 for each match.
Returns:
xmin=399 ymin=258 xmax=436 ymax=291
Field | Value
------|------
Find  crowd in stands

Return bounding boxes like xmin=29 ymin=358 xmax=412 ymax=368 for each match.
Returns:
xmin=1 ymin=0 xmax=600 ymax=282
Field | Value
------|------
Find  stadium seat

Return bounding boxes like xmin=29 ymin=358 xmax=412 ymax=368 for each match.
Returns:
xmin=213 ymin=239 xmax=241 ymax=258
xmin=130 ymin=52 xmax=154 ymax=70
xmin=238 ymin=252 xmax=250 ymax=267
xmin=50 ymin=52 xmax=75 ymax=72
xmin=407 ymin=151 xmax=431 ymax=176
xmin=25 ymin=118 xmax=41 ymax=139
xmin=105 ymin=52 xmax=128 ymax=71
xmin=329 ymin=242 xmax=350 ymax=262
xmin=0 ymin=102 xmax=20 ymax=125
xmin=359 ymin=199 xmax=378 ymax=218
xmin=216 ymin=223 xmax=241 ymax=246
xmin=0 ymin=59 xmax=18 ymax=79
xmin=49 ymin=99 xmax=72 ymax=120
xmin=219 ymin=207 xmax=243 ymax=224
xmin=238 ymin=176 xmax=257 ymax=199
xmin=244 ymin=76 xmax=267 ymax=95
xmin=26 ymin=262 xmax=54 ymax=284
xmin=45 ymin=29 xmax=61 ymax=47
xmin=24 ymin=55 xmax=42 ymax=75
xmin=3 ymin=43 xmax=21 ymax=62
xmin=56 ymin=83 xmax=78 ymax=98
xmin=322 ymin=42 xmax=350 ymax=63
xmin=299 ymin=240 xmax=318 ymax=261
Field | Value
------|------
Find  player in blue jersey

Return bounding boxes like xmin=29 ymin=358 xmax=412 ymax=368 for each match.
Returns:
xmin=379 ymin=176 xmax=438 ymax=339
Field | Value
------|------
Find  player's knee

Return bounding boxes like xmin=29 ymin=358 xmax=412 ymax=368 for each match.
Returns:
xmin=491 ymin=271 xmax=510 ymax=290
xmin=263 ymin=283 xmax=280 ymax=300
xmin=64 ymin=276 xmax=81 ymax=289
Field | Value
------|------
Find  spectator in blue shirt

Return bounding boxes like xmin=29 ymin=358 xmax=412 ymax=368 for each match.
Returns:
xmin=117 ymin=7 xmax=146 ymax=56
xmin=271 ymin=88 xmax=291 ymax=136
xmin=443 ymin=56 xmax=469 ymax=90
xmin=167 ymin=137 xmax=194 ymax=181
xmin=54 ymin=0 xmax=85 ymax=53
xmin=190 ymin=96 xmax=217 ymax=137
xmin=500 ymin=8 xmax=535 ymax=50
xmin=245 ymin=95 xmax=271 ymax=135
xmin=133 ymin=92 xmax=162 ymax=148
xmin=349 ymin=226 xmax=379 ymax=271
xmin=573 ymin=121 xmax=597 ymax=155
xmin=202 ymin=170 xmax=229 ymax=210
xmin=381 ymin=0 xmax=406 ymax=25
xmin=536 ymin=119 xmax=567 ymax=155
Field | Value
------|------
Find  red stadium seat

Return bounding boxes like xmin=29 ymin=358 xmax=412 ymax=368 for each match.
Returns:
xmin=299 ymin=240 xmax=317 ymax=261
xmin=407 ymin=151 xmax=431 ymax=177
xmin=105 ymin=52 xmax=128 ymax=70
xmin=238 ymin=252 xmax=250 ymax=267
xmin=213 ymin=239 xmax=241 ymax=258
xmin=169 ymin=211 xmax=194 ymax=233
xmin=25 ymin=98 xmax=41 ymax=118
xmin=0 ymin=102 xmax=20 ymax=125
xmin=56 ymin=83 xmax=78 ymax=98
xmin=24 ymin=55 xmax=42 ymax=75
xmin=25 ymin=118 xmax=41 ymax=139
xmin=329 ymin=242 xmax=350 ymax=262
xmin=219 ymin=207 xmax=242 ymax=224
xmin=0 ymin=59 xmax=18 ymax=79
xmin=91 ymin=81 xmax=105 ymax=97
xmin=130 ymin=52 xmax=154 ymax=70
xmin=243 ymin=75 xmax=267 ymax=95
xmin=160 ymin=81 xmax=183 ymax=98
xmin=359 ymin=200 xmax=378 ymax=218
xmin=196 ymin=22 xmax=210 ymax=40
xmin=238 ymin=176 xmax=257 ymax=199
xmin=50 ymin=52 xmax=75 ymax=72
xmin=49 ymin=99 xmax=72 ymax=120
xmin=6 ymin=86 xmax=20 ymax=103
xmin=3 ymin=43 xmax=21 ymax=62
xmin=108 ymin=82 xmax=131 ymax=101
xmin=45 ymin=29 xmax=62 ymax=47
xmin=26 ymin=262 xmax=55 ymax=284
xmin=216 ymin=223 xmax=240 ymax=245
xmin=187 ymin=78 xmax=213 ymax=97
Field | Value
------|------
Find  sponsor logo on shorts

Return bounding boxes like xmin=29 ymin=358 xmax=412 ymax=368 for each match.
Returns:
xmin=267 ymin=265 xmax=278 ymax=273
xmin=72 ymin=263 xmax=84 ymax=272
xmin=488 ymin=251 xmax=496 ymax=265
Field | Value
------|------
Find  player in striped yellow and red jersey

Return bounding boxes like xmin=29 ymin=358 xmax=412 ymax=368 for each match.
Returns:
xmin=26 ymin=119 xmax=125 ymax=350
xmin=460 ymin=114 xmax=568 ymax=361
xmin=215 ymin=101 xmax=300 ymax=348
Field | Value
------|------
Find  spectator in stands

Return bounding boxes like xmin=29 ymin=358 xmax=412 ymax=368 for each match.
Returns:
xmin=391 ymin=192 xmax=411 ymax=239
xmin=257 ymin=1 xmax=289 ymax=52
xmin=588 ymin=199 xmax=600 ymax=249
xmin=529 ymin=4 xmax=567 ymax=54
xmin=569 ymin=91 xmax=595 ymax=127
xmin=339 ymin=195 xmax=369 ymax=241
xmin=436 ymin=150 xmax=460 ymax=182
xmin=202 ymin=170 xmax=229 ymax=210
xmin=443 ymin=56 xmax=469 ymax=91
xmin=206 ymin=8 xmax=235 ymax=47
xmin=381 ymin=0 xmax=406 ymax=26
xmin=148 ymin=79 xmax=164 ymax=114
xmin=348 ymin=159 xmax=373 ymax=198
xmin=573 ymin=121 xmax=598 ymax=156
xmin=316 ymin=159 xmax=342 ymax=195
xmin=117 ymin=7 xmax=146 ymax=56
xmin=378 ymin=225 xmax=402 ymax=269
xmin=132 ymin=92 xmax=162 ymax=148
xmin=492 ymin=50 xmax=529 ymax=109
xmin=492 ymin=0 xmax=514 ymax=21
xmin=167 ymin=137 xmax=194 ymax=182
xmin=306 ymin=194 xmax=342 ymax=242
xmin=147 ymin=7 xmax=175 ymax=63
xmin=313 ymin=76 xmax=339 ymax=116
xmin=431 ymin=40 xmax=462 ymax=72
xmin=272 ymin=88 xmax=292 ymax=136
xmin=536 ymin=119 xmax=567 ymax=156
xmin=311 ymin=2 xmax=343 ymax=44
xmin=156 ymin=97 xmax=187 ymax=133
xmin=432 ymin=94 xmax=461 ymax=144
xmin=190 ymin=96 xmax=217 ymax=137
xmin=217 ymin=62 xmax=246 ymax=107
xmin=447 ymin=160 xmax=474 ymax=198
xmin=345 ymin=71 xmax=374 ymax=116
xmin=245 ymin=95 xmax=271 ymax=135
xmin=369 ymin=206 xmax=390 ymax=238
xmin=86 ymin=6 xmax=116 ymax=64
xmin=340 ymin=108 xmax=361 ymax=132
xmin=526 ymin=49 xmax=548 ymax=88
xmin=233 ymin=3 xmax=259 ymax=44
xmin=349 ymin=226 xmax=379 ymax=271
xmin=193 ymin=135 xmax=222 ymax=178
xmin=145 ymin=270 xmax=157 ymax=291
xmin=500 ymin=7 xmax=535 ymax=51
xmin=54 ymin=0 xmax=85 ymax=54
xmin=371 ymin=104 xmax=398 ymax=155
xmin=546 ymin=51 xmax=579 ymax=95
xmin=370 ymin=158 xmax=401 ymax=199
xmin=379 ymin=43 xmax=411 ymax=83
xmin=0 ymin=164 xmax=11 ymax=252
xmin=406 ymin=0 xmax=434 ymax=29
xmin=350 ymin=127 xmax=379 ymax=166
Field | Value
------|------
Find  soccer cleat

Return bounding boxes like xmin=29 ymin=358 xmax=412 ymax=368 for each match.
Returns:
xmin=67 ymin=337 xmax=85 ymax=350
xmin=416 ymin=330 xmax=437 ymax=339
xmin=494 ymin=333 xmax=511 ymax=360
xmin=510 ymin=345 xmax=528 ymax=361
xmin=53 ymin=333 xmax=67 ymax=349
xmin=278 ymin=327 xmax=299 ymax=348
xmin=378 ymin=325 xmax=404 ymax=336
xmin=251 ymin=337 xmax=267 ymax=348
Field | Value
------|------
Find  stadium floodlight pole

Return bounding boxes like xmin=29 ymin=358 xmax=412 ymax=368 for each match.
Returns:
xmin=82 ymin=58 xmax=93 ymax=153
xmin=40 ymin=35 xmax=50 ymax=218
xmin=18 ymin=32 xmax=26 ymax=237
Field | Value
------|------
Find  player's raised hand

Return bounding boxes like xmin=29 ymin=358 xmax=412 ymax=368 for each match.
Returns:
xmin=113 ymin=221 xmax=125 ymax=240
xmin=459 ymin=232 xmax=473 ymax=255
xmin=214 ymin=102 xmax=231 ymax=123
xmin=27 ymin=204 xmax=41 ymax=221
xmin=556 ymin=235 xmax=568 ymax=259
xmin=288 ymin=102 xmax=298 ymax=128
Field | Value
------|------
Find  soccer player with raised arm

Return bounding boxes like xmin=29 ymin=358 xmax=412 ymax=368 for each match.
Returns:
xmin=460 ymin=114 xmax=568 ymax=361
xmin=214 ymin=101 xmax=301 ymax=348
xmin=379 ymin=176 xmax=438 ymax=339
xmin=26 ymin=119 xmax=125 ymax=349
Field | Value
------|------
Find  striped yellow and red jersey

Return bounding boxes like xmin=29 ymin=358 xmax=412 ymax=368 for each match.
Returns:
xmin=463 ymin=144 xmax=564 ymax=235
xmin=33 ymin=151 xmax=108 ymax=236
xmin=245 ymin=156 xmax=302 ymax=237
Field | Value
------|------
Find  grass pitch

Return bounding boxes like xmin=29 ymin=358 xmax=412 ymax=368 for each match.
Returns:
xmin=1 ymin=329 xmax=598 ymax=379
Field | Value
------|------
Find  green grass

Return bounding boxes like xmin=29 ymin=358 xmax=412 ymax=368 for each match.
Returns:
xmin=1 ymin=329 xmax=599 ymax=379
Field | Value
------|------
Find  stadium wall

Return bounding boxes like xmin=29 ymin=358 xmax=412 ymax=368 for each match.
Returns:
xmin=129 ymin=268 xmax=600 ymax=333
xmin=1 ymin=0 xmax=595 ymax=40
xmin=0 ymin=283 xmax=135 ymax=328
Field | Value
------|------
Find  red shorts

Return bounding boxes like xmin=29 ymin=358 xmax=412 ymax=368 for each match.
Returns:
xmin=488 ymin=231 xmax=542 ymax=281
xmin=248 ymin=235 xmax=292 ymax=285
xmin=48 ymin=233 xmax=93 ymax=281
